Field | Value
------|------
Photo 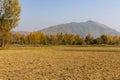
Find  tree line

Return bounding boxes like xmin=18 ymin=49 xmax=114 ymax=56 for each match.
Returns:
xmin=8 ymin=32 xmax=120 ymax=46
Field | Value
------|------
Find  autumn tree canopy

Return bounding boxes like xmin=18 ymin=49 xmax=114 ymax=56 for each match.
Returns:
xmin=0 ymin=0 xmax=21 ymax=47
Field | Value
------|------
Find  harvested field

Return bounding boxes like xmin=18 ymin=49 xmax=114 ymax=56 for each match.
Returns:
xmin=0 ymin=46 xmax=120 ymax=80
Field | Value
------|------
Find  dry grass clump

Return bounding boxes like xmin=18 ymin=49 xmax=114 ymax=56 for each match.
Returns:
xmin=0 ymin=46 xmax=120 ymax=80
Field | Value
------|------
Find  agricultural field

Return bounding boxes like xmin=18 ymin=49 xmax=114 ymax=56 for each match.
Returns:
xmin=0 ymin=46 xmax=120 ymax=80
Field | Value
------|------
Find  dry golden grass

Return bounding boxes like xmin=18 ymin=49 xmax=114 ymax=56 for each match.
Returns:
xmin=0 ymin=46 xmax=120 ymax=80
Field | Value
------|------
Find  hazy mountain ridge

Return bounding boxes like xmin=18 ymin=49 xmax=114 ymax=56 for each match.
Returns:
xmin=12 ymin=31 xmax=30 ymax=35
xmin=39 ymin=20 xmax=120 ymax=37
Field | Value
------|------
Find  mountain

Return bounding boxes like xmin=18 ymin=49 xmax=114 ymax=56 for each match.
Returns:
xmin=12 ymin=31 xmax=30 ymax=35
xmin=39 ymin=20 xmax=120 ymax=37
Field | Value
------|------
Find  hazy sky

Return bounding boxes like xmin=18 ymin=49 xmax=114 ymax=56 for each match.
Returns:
xmin=14 ymin=0 xmax=120 ymax=32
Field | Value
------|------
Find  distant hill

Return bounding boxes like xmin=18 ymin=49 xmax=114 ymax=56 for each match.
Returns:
xmin=12 ymin=31 xmax=30 ymax=35
xmin=39 ymin=20 xmax=120 ymax=37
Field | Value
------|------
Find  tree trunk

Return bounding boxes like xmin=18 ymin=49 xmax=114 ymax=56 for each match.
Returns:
xmin=0 ymin=39 xmax=1 ymax=47
xmin=1 ymin=38 xmax=5 ymax=47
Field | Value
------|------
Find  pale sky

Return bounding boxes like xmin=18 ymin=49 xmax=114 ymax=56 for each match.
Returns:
xmin=14 ymin=0 xmax=120 ymax=32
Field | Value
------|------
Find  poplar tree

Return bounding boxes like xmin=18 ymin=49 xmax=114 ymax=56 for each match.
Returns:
xmin=0 ymin=0 xmax=21 ymax=47
xmin=85 ymin=33 xmax=94 ymax=45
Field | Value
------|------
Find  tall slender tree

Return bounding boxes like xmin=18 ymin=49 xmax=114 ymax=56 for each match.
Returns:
xmin=0 ymin=0 xmax=21 ymax=47
xmin=85 ymin=33 xmax=94 ymax=45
